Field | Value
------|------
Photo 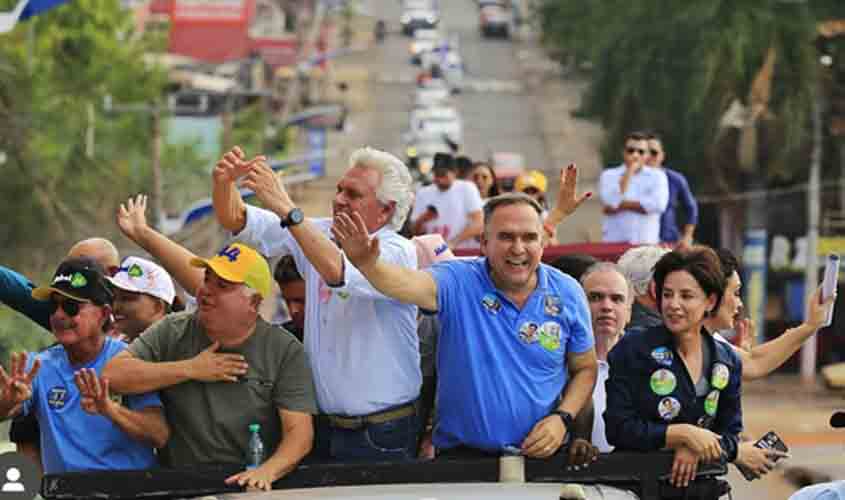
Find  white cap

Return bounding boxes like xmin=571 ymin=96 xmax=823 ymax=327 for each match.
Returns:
xmin=107 ymin=256 xmax=175 ymax=305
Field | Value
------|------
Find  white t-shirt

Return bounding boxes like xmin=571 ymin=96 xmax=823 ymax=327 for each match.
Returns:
xmin=412 ymin=179 xmax=483 ymax=249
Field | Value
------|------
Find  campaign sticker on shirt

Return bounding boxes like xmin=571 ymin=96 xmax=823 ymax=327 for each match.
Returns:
xmin=704 ymin=390 xmax=720 ymax=416
xmin=544 ymin=295 xmax=562 ymax=316
xmin=519 ymin=321 xmax=540 ymax=344
xmin=658 ymin=397 xmax=681 ymax=421
xmin=649 ymin=369 xmax=677 ymax=396
xmin=539 ymin=321 xmax=562 ymax=351
xmin=47 ymin=386 xmax=68 ymax=410
xmin=711 ymin=363 xmax=730 ymax=390
xmin=481 ymin=294 xmax=501 ymax=314
xmin=650 ymin=346 xmax=673 ymax=367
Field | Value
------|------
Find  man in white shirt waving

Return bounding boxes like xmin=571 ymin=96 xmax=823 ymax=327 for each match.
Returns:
xmin=411 ymin=152 xmax=484 ymax=249
xmin=212 ymin=146 xmax=421 ymax=463
xmin=598 ymin=132 xmax=669 ymax=244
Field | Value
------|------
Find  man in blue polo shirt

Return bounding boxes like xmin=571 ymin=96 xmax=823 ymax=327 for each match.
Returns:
xmin=332 ymin=192 xmax=597 ymax=458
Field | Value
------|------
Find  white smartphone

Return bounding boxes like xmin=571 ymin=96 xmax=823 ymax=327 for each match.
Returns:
xmin=821 ymin=254 xmax=840 ymax=327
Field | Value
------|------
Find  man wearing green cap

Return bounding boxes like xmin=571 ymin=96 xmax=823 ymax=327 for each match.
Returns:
xmin=104 ymin=243 xmax=318 ymax=492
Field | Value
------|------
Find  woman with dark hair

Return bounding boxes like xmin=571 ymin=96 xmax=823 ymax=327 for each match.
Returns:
xmin=470 ymin=162 xmax=499 ymax=200
xmin=604 ymin=247 xmax=743 ymax=489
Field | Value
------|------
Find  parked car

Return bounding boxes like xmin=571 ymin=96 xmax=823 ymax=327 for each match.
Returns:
xmin=480 ymin=4 xmax=511 ymax=38
xmin=400 ymin=7 xmax=439 ymax=36
xmin=407 ymin=106 xmax=463 ymax=146
xmin=408 ymin=28 xmax=444 ymax=64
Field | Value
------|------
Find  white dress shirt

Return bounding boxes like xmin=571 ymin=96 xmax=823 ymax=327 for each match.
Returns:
xmin=592 ymin=359 xmax=613 ymax=453
xmin=599 ymin=165 xmax=669 ymax=244
xmin=235 ymin=205 xmax=421 ymax=416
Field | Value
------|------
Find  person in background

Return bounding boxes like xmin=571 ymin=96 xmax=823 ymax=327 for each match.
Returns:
xmin=455 ymin=155 xmax=474 ymax=180
xmin=470 ymin=161 xmax=499 ymax=201
xmin=515 ymin=170 xmax=549 ymax=212
xmin=273 ymin=256 xmax=305 ymax=343
xmin=644 ymin=132 xmax=699 ymax=248
xmin=411 ymin=152 xmax=485 ymax=250
xmin=617 ymin=245 xmax=671 ymax=335
xmin=598 ymin=131 xmax=669 ymax=244
xmin=107 ymin=256 xmax=176 ymax=341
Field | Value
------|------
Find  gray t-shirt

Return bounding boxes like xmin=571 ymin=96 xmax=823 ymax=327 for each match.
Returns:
xmin=128 ymin=311 xmax=317 ymax=466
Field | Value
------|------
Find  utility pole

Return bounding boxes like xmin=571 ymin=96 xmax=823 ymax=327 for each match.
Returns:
xmin=279 ymin=0 xmax=327 ymax=126
xmin=801 ymin=49 xmax=832 ymax=384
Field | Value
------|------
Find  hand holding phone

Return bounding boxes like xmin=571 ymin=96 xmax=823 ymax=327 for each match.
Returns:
xmin=737 ymin=431 xmax=790 ymax=481
xmin=821 ymin=254 xmax=839 ymax=327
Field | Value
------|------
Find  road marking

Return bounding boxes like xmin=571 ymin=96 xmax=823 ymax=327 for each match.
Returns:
xmin=375 ymin=73 xmax=524 ymax=93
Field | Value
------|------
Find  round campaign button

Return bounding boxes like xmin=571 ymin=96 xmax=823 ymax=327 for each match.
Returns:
xmin=711 ymin=363 xmax=730 ymax=390
xmin=650 ymin=346 xmax=673 ymax=367
xmin=658 ymin=397 xmax=681 ymax=421
xmin=704 ymin=390 xmax=720 ymax=416
xmin=649 ymin=369 xmax=677 ymax=396
xmin=0 ymin=451 xmax=42 ymax=500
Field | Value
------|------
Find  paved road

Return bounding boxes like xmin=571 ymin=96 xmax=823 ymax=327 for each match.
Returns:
xmin=344 ymin=0 xmax=547 ymax=177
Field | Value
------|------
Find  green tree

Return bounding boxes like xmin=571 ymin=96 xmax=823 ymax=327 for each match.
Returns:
xmin=537 ymin=0 xmax=842 ymax=197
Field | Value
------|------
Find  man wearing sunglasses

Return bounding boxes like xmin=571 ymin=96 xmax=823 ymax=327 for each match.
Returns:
xmin=0 ymin=257 xmax=169 ymax=474
xmin=598 ymin=131 xmax=669 ymax=244
xmin=1 ymin=238 xmax=121 ymax=470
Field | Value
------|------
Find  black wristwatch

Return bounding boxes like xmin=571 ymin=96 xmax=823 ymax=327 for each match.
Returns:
xmin=280 ymin=208 xmax=304 ymax=229
xmin=550 ymin=409 xmax=574 ymax=431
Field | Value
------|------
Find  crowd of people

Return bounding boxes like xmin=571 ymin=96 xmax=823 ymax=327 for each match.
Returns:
xmin=0 ymin=141 xmax=834 ymax=496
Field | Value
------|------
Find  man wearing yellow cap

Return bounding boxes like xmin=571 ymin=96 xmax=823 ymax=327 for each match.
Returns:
xmin=103 ymin=243 xmax=317 ymax=492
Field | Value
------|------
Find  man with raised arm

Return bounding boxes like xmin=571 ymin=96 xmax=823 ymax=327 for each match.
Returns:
xmin=331 ymin=192 xmax=597 ymax=458
xmin=211 ymin=146 xmax=421 ymax=462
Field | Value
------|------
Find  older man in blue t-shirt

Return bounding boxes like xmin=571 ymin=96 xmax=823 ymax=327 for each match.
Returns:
xmin=332 ymin=191 xmax=597 ymax=458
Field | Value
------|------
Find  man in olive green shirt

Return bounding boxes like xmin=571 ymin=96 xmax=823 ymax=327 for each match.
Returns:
xmin=104 ymin=243 xmax=317 ymax=491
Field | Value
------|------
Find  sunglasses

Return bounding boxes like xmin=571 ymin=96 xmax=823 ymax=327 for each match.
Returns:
xmin=49 ymin=298 xmax=85 ymax=317
xmin=649 ymin=149 xmax=662 ymax=156
xmin=625 ymin=147 xmax=646 ymax=155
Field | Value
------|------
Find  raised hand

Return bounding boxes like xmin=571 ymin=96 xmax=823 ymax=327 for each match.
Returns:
xmin=213 ymin=147 xmax=255 ymax=185
xmin=74 ymin=368 xmax=114 ymax=416
xmin=188 ymin=341 xmax=249 ymax=383
xmin=735 ymin=317 xmax=756 ymax=352
xmin=239 ymin=159 xmax=294 ymax=217
xmin=0 ymin=352 xmax=40 ymax=407
xmin=552 ymin=164 xmax=592 ymax=219
xmin=806 ymin=286 xmax=835 ymax=331
xmin=117 ymin=194 xmax=150 ymax=243
xmin=331 ymin=212 xmax=381 ymax=270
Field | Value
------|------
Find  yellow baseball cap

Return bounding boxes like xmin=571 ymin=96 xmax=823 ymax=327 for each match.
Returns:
xmin=190 ymin=243 xmax=272 ymax=299
xmin=515 ymin=170 xmax=548 ymax=194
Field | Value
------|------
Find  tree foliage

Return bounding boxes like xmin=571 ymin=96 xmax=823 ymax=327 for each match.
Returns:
xmin=0 ymin=0 xmax=207 ymax=267
xmin=536 ymin=0 xmax=844 ymax=195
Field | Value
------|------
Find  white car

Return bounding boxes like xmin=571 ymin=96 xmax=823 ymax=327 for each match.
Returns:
xmin=409 ymin=29 xmax=444 ymax=63
xmin=420 ymin=46 xmax=464 ymax=91
xmin=413 ymin=83 xmax=452 ymax=109
xmin=400 ymin=8 xmax=439 ymax=35
xmin=408 ymin=107 xmax=463 ymax=146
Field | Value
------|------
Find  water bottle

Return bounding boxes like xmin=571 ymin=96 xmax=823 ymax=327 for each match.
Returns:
xmin=246 ymin=423 xmax=265 ymax=469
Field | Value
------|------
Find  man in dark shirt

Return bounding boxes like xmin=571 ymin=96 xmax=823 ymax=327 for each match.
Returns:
xmin=645 ymin=133 xmax=699 ymax=247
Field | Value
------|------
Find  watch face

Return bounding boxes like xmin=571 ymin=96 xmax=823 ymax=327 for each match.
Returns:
xmin=290 ymin=209 xmax=304 ymax=224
